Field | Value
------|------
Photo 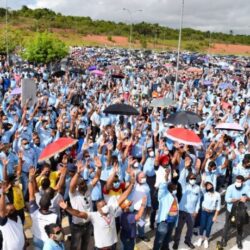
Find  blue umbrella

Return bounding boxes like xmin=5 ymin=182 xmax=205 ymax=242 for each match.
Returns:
xmin=219 ymin=82 xmax=234 ymax=90
xmin=88 ymin=66 xmax=97 ymax=71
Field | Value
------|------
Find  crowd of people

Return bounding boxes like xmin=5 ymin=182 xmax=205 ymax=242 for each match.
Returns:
xmin=0 ymin=47 xmax=249 ymax=250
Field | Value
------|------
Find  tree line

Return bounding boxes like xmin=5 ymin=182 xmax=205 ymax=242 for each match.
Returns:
xmin=0 ymin=6 xmax=250 ymax=46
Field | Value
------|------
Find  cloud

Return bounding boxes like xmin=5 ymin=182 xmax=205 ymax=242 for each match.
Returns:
xmin=3 ymin=0 xmax=250 ymax=34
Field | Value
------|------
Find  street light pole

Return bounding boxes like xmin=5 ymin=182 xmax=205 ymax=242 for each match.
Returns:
xmin=174 ymin=0 xmax=184 ymax=100
xmin=5 ymin=0 xmax=9 ymax=65
xmin=122 ymin=8 xmax=142 ymax=49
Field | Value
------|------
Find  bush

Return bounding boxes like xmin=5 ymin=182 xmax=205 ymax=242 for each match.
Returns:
xmin=22 ymin=32 xmax=68 ymax=63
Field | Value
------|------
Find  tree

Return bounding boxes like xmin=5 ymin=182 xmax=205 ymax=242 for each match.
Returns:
xmin=0 ymin=28 xmax=23 ymax=54
xmin=22 ymin=32 xmax=68 ymax=63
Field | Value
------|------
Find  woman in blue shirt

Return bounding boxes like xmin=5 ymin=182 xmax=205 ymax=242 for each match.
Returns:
xmin=195 ymin=181 xmax=221 ymax=249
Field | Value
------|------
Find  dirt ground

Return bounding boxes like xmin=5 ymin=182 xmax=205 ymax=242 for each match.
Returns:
xmin=210 ymin=43 xmax=250 ymax=55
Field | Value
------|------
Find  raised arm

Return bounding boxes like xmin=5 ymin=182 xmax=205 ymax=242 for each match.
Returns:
xmin=90 ymin=156 xmax=102 ymax=187
xmin=59 ymin=200 xmax=88 ymax=220
xmin=69 ymin=160 xmax=85 ymax=193
xmin=117 ymin=174 xmax=135 ymax=206
xmin=28 ymin=167 xmax=36 ymax=202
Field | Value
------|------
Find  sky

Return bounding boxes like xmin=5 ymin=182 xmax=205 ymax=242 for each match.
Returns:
xmin=1 ymin=0 xmax=250 ymax=35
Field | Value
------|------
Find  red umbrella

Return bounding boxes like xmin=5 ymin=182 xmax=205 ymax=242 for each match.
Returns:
xmin=38 ymin=137 xmax=78 ymax=162
xmin=165 ymin=128 xmax=202 ymax=146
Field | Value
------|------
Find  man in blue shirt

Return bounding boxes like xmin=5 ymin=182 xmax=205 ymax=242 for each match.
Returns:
xmin=221 ymin=175 xmax=250 ymax=249
xmin=153 ymin=170 xmax=179 ymax=250
xmin=173 ymin=173 xmax=201 ymax=249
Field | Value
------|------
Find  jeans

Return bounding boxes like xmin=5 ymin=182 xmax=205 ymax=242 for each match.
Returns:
xmin=71 ymin=222 xmax=91 ymax=250
xmin=173 ymin=211 xmax=194 ymax=243
xmin=120 ymin=233 xmax=135 ymax=250
xmin=199 ymin=210 xmax=215 ymax=238
xmin=33 ymin=236 xmax=44 ymax=250
xmin=153 ymin=221 xmax=175 ymax=250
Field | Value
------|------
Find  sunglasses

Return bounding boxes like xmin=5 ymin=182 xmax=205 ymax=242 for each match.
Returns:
xmin=84 ymin=197 xmax=89 ymax=205
xmin=54 ymin=230 xmax=62 ymax=235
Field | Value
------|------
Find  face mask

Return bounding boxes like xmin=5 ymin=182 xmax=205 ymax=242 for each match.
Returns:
xmin=149 ymin=151 xmax=154 ymax=157
xmin=172 ymin=190 xmax=177 ymax=195
xmin=113 ymin=182 xmax=120 ymax=189
xmin=46 ymin=124 xmax=50 ymax=129
xmin=54 ymin=232 xmax=64 ymax=242
xmin=140 ymin=178 xmax=146 ymax=184
xmin=211 ymin=169 xmax=216 ymax=173
xmin=24 ymin=144 xmax=30 ymax=150
xmin=23 ymin=127 xmax=27 ymax=132
xmin=189 ymin=179 xmax=196 ymax=186
xmin=129 ymin=205 xmax=134 ymax=213
xmin=89 ymin=142 xmax=94 ymax=148
xmin=235 ymin=182 xmax=242 ymax=189
xmin=101 ymin=205 xmax=109 ymax=215
xmin=206 ymin=187 xmax=214 ymax=193
xmin=89 ymin=172 xmax=96 ymax=179
xmin=133 ymin=162 xmax=139 ymax=168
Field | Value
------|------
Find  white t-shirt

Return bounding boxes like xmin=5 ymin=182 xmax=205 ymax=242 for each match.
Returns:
xmin=155 ymin=166 xmax=171 ymax=188
xmin=30 ymin=200 xmax=58 ymax=242
xmin=0 ymin=217 xmax=25 ymax=250
xmin=88 ymin=198 xmax=120 ymax=248
xmin=69 ymin=187 xmax=92 ymax=224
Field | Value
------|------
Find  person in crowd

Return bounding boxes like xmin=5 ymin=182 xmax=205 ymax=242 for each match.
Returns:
xmin=43 ymin=223 xmax=65 ymax=250
xmin=0 ymin=182 xmax=25 ymax=250
xmin=221 ymin=175 xmax=250 ymax=249
xmin=173 ymin=173 xmax=201 ymax=249
xmin=59 ymin=173 xmax=136 ymax=250
xmin=120 ymin=197 xmax=147 ymax=250
xmin=153 ymin=169 xmax=179 ymax=250
xmin=195 ymin=180 xmax=221 ymax=248
xmin=28 ymin=167 xmax=59 ymax=250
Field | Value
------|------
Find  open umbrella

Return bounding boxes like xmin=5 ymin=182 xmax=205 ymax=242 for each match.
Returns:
xmin=91 ymin=70 xmax=104 ymax=76
xmin=215 ymin=123 xmax=244 ymax=132
xmin=10 ymin=87 xmax=22 ymax=95
xmin=38 ymin=137 xmax=78 ymax=162
xmin=51 ymin=70 xmax=65 ymax=78
xmin=150 ymin=97 xmax=176 ymax=108
xmin=165 ymin=128 xmax=202 ymax=146
xmin=88 ymin=66 xmax=97 ymax=71
xmin=165 ymin=111 xmax=202 ymax=126
xmin=104 ymin=103 xmax=139 ymax=116
xmin=218 ymin=82 xmax=234 ymax=90
xmin=187 ymin=67 xmax=203 ymax=73
xmin=111 ymin=74 xmax=125 ymax=79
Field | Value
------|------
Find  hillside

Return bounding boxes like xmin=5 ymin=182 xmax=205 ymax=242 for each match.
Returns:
xmin=1 ymin=6 xmax=250 ymax=55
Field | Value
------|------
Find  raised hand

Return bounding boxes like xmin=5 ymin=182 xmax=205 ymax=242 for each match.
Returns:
xmin=76 ymin=160 xmax=85 ymax=173
xmin=94 ymin=156 xmax=102 ymax=169
xmin=58 ymin=199 xmax=68 ymax=210
xmin=29 ymin=166 xmax=36 ymax=178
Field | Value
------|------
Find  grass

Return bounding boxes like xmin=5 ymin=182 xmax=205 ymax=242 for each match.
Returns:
xmin=1 ymin=16 xmax=250 ymax=56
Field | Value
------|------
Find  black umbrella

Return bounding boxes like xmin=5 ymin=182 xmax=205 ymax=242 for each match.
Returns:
xmin=111 ymin=74 xmax=125 ymax=79
xmin=165 ymin=111 xmax=202 ymax=126
xmin=51 ymin=70 xmax=65 ymax=78
xmin=104 ymin=103 xmax=139 ymax=116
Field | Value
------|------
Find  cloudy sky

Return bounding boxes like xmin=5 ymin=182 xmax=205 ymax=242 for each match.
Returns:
xmin=2 ymin=0 xmax=250 ymax=34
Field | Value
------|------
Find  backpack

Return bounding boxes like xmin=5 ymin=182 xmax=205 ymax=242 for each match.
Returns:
xmin=230 ymin=201 xmax=249 ymax=227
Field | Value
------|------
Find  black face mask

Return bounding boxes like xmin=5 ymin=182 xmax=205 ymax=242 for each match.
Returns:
xmin=206 ymin=187 xmax=214 ymax=193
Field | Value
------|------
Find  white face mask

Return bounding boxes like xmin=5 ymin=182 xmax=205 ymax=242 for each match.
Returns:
xmin=149 ymin=151 xmax=155 ymax=157
xmin=172 ymin=190 xmax=177 ymax=195
xmin=101 ymin=205 xmax=109 ymax=215
xmin=140 ymin=178 xmax=146 ymax=184
xmin=235 ymin=182 xmax=242 ymax=188
xmin=189 ymin=179 xmax=196 ymax=186
xmin=133 ymin=162 xmax=139 ymax=168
